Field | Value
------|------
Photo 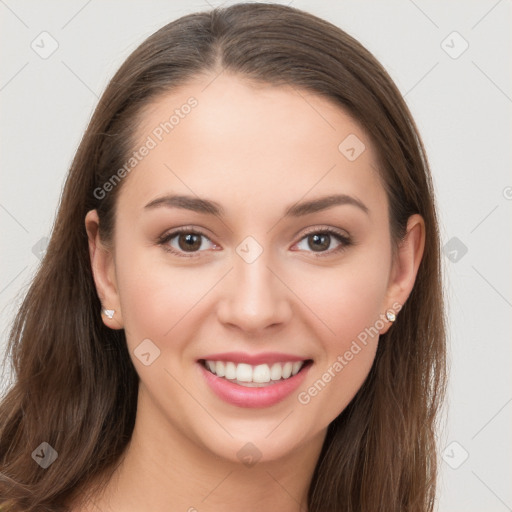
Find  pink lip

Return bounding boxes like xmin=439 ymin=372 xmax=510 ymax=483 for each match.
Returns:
xmin=198 ymin=360 xmax=312 ymax=408
xmin=199 ymin=351 xmax=307 ymax=365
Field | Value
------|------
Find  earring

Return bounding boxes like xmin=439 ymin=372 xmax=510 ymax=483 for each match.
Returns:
xmin=102 ymin=308 xmax=115 ymax=319
xmin=385 ymin=310 xmax=396 ymax=322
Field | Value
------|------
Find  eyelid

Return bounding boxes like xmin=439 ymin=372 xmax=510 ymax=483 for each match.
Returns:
xmin=157 ymin=226 xmax=218 ymax=258
xmin=157 ymin=225 xmax=352 ymax=258
xmin=296 ymin=225 xmax=350 ymax=241
xmin=291 ymin=226 xmax=352 ymax=256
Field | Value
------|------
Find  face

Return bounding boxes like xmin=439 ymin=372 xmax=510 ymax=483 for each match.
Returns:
xmin=87 ymin=74 xmax=419 ymax=465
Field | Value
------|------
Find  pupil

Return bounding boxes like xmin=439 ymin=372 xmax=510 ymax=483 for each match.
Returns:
xmin=309 ymin=233 xmax=330 ymax=251
xmin=179 ymin=233 xmax=201 ymax=251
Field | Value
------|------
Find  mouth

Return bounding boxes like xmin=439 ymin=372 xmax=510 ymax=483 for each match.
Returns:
xmin=198 ymin=358 xmax=314 ymax=388
xmin=196 ymin=351 xmax=314 ymax=408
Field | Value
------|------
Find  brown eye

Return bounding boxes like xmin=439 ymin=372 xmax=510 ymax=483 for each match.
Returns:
xmin=159 ymin=229 xmax=217 ymax=256
xmin=178 ymin=233 xmax=202 ymax=252
xmin=294 ymin=228 xmax=351 ymax=256
xmin=307 ymin=233 xmax=331 ymax=252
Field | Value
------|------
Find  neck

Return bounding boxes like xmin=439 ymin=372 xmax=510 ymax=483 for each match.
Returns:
xmin=70 ymin=389 xmax=326 ymax=512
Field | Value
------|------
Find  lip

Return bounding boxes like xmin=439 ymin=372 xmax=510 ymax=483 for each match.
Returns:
xmin=199 ymin=351 xmax=308 ymax=366
xmin=198 ymin=359 xmax=313 ymax=408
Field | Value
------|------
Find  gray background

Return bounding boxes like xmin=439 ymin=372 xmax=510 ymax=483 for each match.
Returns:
xmin=1 ymin=1 xmax=511 ymax=510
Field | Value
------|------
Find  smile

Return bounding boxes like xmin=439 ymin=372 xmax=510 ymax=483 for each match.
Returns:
xmin=201 ymin=359 xmax=310 ymax=387
xmin=197 ymin=355 xmax=313 ymax=408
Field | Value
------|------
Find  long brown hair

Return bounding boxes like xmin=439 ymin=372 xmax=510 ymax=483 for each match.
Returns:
xmin=0 ymin=3 xmax=446 ymax=511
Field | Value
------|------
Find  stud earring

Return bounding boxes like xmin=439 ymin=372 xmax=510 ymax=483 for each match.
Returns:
xmin=102 ymin=308 xmax=115 ymax=319
xmin=385 ymin=310 xmax=396 ymax=322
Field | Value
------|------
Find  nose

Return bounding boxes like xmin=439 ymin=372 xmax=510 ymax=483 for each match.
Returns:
xmin=216 ymin=251 xmax=293 ymax=334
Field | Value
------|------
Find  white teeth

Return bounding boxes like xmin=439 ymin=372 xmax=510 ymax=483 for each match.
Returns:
xmin=204 ymin=359 xmax=307 ymax=384
xmin=270 ymin=363 xmax=282 ymax=381
xmin=282 ymin=362 xmax=292 ymax=379
xmin=253 ymin=364 xmax=271 ymax=383
xmin=225 ymin=361 xmax=236 ymax=380
xmin=216 ymin=360 xmax=225 ymax=377
xmin=236 ymin=363 xmax=253 ymax=382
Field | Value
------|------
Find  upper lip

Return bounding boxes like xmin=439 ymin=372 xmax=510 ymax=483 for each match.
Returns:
xmin=199 ymin=351 xmax=311 ymax=366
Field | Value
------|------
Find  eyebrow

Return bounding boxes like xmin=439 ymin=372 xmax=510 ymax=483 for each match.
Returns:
xmin=143 ymin=193 xmax=369 ymax=217
xmin=284 ymin=194 xmax=369 ymax=216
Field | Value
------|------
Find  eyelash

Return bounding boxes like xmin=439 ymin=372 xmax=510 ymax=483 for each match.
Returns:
xmin=157 ymin=226 xmax=352 ymax=258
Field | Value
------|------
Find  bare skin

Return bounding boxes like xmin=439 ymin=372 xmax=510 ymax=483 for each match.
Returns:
xmin=77 ymin=73 xmax=425 ymax=512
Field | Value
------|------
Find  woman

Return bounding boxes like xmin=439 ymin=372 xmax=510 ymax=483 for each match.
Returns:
xmin=0 ymin=3 xmax=446 ymax=511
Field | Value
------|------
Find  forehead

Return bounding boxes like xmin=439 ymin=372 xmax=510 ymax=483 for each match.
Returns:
xmin=117 ymin=73 xmax=386 ymax=218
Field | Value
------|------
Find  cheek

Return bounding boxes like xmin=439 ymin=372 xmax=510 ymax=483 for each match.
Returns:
xmin=290 ymin=249 xmax=390 ymax=414
xmin=292 ymin=251 xmax=391 ymax=346
xmin=117 ymin=235 xmax=391 ymax=348
xmin=114 ymin=247 xmax=213 ymax=351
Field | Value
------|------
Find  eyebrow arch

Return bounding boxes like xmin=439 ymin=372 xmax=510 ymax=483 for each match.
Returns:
xmin=144 ymin=194 xmax=224 ymax=216
xmin=284 ymin=194 xmax=369 ymax=217
xmin=143 ymin=193 xmax=369 ymax=217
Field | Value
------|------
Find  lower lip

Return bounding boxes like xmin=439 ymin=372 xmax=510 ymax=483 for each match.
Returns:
xmin=198 ymin=361 xmax=312 ymax=408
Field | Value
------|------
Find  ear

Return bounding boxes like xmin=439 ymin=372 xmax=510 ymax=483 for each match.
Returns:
xmin=85 ymin=209 xmax=124 ymax=329
xmin=380 ymin=214 xmax=425 ymax=334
